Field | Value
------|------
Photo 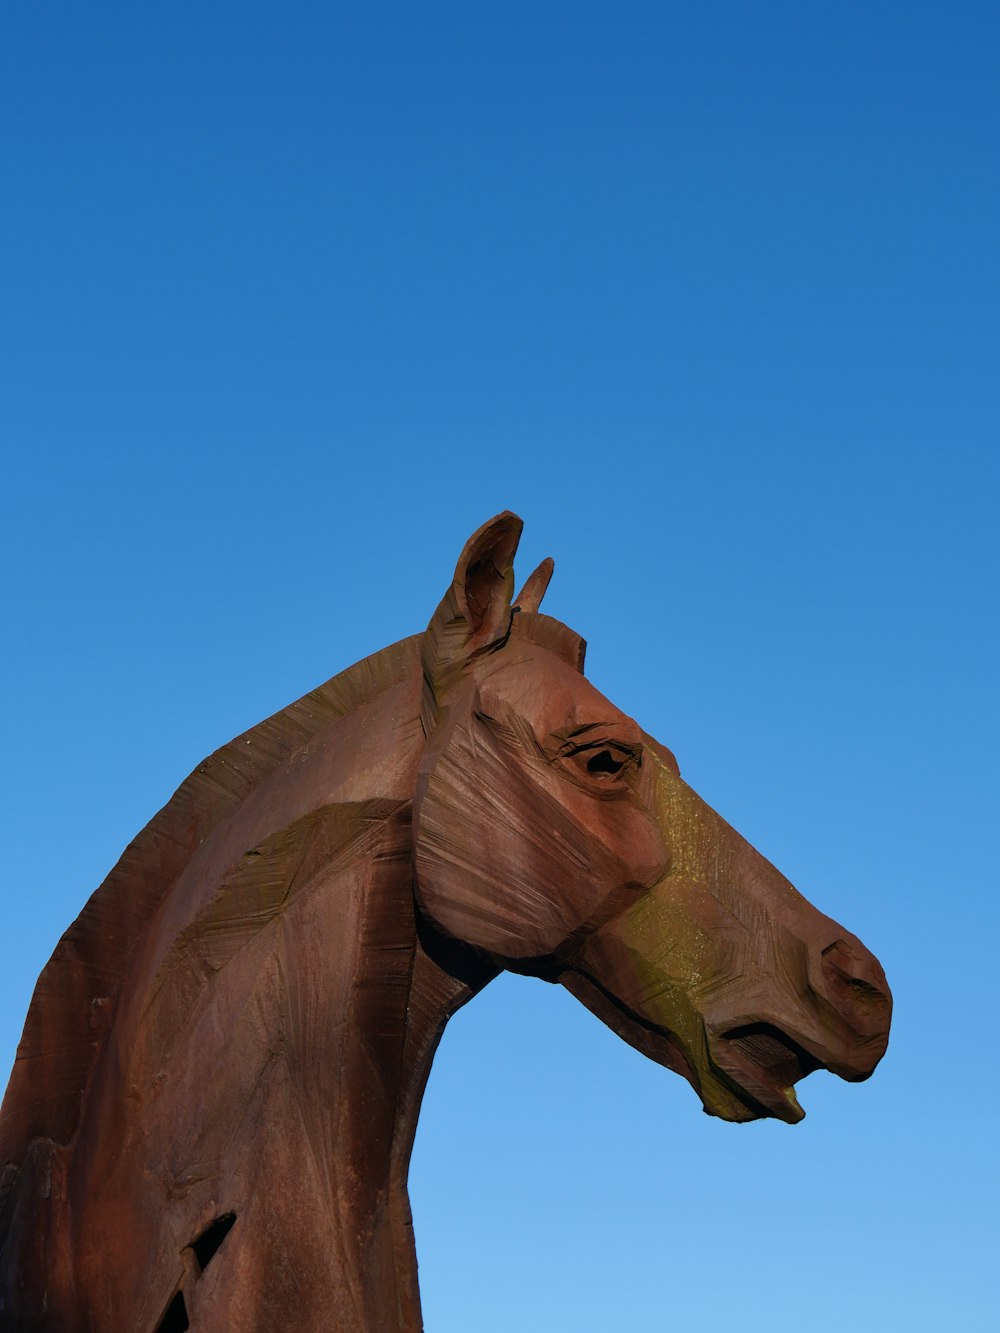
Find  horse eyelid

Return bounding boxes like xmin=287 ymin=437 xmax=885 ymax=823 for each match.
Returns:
xmin=563 ymin=739 xmax=640 ymax=758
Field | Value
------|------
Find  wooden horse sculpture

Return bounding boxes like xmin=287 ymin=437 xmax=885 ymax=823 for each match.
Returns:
xmin=0 ymin=513 xmax=891 ymax=1331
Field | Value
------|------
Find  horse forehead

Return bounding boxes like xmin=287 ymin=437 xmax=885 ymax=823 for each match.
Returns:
xmin=479 ymin=653 xmax=631 ymax=733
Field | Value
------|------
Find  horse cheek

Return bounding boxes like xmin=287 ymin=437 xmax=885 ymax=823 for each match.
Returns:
xmin=413 ymin=720 xmax=618 ymax=962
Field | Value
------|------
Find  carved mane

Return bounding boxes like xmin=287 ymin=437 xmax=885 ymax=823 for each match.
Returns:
xmin=0 ymin=636 xmax=422 ymax=1189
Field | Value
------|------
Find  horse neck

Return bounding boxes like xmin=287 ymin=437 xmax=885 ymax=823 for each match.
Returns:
xmin=316 ymin=809 xmax=497 ymax=1332
xmin=67 ymin=668 xmax=495 ymax=1333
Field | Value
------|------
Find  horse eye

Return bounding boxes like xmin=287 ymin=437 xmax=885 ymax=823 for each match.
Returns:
xmin=586 ymin=749 xmax=625 ymax=775
xmin=561 ymin=738 xmax=640 ymax=782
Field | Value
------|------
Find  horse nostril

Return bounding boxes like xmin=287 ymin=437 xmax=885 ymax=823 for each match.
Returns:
xmin=821 ymin=939 xmax=891 ymax=1039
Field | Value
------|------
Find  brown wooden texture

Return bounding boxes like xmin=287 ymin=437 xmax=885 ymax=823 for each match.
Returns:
xmin=0 ymin=513 xmax=891 ymax=1332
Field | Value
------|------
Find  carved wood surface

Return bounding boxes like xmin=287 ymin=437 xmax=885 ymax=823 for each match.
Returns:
xmin=0 ymin=513 xmax=890 ymax=1331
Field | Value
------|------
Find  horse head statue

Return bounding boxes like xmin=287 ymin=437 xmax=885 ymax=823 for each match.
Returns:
xmin=0 ymin=513 xmax=890 ymax=1332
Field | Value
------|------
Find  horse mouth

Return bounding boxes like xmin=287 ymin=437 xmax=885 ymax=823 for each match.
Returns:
xmin=562 ymin=969 xmax=828 ymax=1127
xmin=711 ymin=1023 xmax=824 ymax=1124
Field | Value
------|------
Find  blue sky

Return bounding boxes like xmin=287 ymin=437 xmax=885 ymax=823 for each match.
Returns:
xmin=2 ymin=3 xmax=997 ymax=1328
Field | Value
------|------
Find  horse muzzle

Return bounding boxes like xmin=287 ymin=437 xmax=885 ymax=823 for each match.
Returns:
xmin=706 ymin=929 xmax=892 ymax=1123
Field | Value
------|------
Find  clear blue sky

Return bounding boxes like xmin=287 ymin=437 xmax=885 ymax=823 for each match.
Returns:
xmin=3 ymin=4 xmax=997 ymax=1328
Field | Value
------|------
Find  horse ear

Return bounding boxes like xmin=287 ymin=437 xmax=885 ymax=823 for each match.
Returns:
xmin=514 ymin=557 xmax=554 ymax=613
xmin=452 ymin=510 xmax=523 ymax=643
xmin=422 ymin=512 xmax=523 ymax=721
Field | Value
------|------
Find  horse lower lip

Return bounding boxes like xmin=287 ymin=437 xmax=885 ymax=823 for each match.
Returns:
xmin=713 ymin=1023 xmax=822 ymax=1123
